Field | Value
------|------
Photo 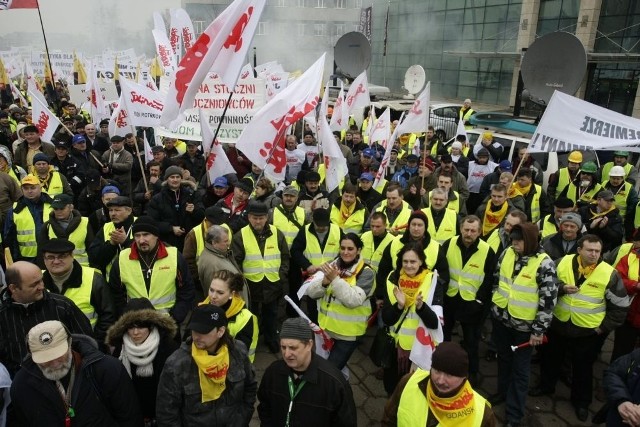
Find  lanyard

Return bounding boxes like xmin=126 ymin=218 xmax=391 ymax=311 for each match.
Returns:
xmin=285 ymin=375 xmax=306 ymax=427
xmin=56 ymin=365 xmax=76 ymax=427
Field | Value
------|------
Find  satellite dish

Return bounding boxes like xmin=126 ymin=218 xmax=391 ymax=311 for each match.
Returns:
xmin=404 ymin=65 xmax=426 ymax=95
xmin=521 ymin=31 xmax=587 ymax=104
xmin=334 ymin=32 xmax=371 ymax=79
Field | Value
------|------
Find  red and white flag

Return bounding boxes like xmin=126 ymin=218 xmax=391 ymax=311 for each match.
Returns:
xmin=119 ymin=77 xmax=164 ymax=128
xmin=329 ymin=81 xmax=348 ymax=131
xmin=344 ymin=71 xmax=370 ymax=114
xmin=108 ymin=93 xmax=130 ymax=138
xmin=410 ymin=270 xmax=444 ymax=370
xmin=9 ymin=80 xmax=27 ymax=107
xmin=199 ymin=108 xmax=236 ymax=183
xmin=169 ymin=9 xmax=181 ymax=55
xmin=369 ymin=107 xmax=390 ymax=146
xmin=85 ymin=61 xmax=109 ymax=123
xmin=396 ymin=82 xmax=430 ymax=135
xmin=28 ymin=80 xmax=61 ymax=143
xmin=319 ymin=115 xmax=348 ymax=193
xmin=175 ymin=8 xmax=196 ymax=52
xmin=373 ymin=119 xmax=402 ymax=189
xmin=152 ymin=28 xmax=177 ymax=77
xmin=0 ymin=0 xmax=37 ymax=9
xmin=235 ymin=54 xmax=325 ymax=183
xmin=238 ymin=63 xmax=254 ymax=80
xmin=143 ymin=132 xmax=153 ymax=162
xmin=161 ymin=0 xmax=266 ymax=128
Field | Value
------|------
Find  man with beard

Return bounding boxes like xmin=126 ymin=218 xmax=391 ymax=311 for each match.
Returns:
xmin=10 ymin=321 xmax=141 ymax=425
xmin=559 ymin=161 xmax=603 ymax=208
xmin=541 ymin=212 xmax=583 ymax=261
xmin=109 ymin=216 xmax=195 ymax=323
xmin=382 ymin=342 xmax=495 ymax=426
xmin=467 ymin=148 xmax=498 ymax=215
xmin=0 ymin=262 xmax=92 ymax=376
xmin=233 ymin=201 xmax=289 ymax=353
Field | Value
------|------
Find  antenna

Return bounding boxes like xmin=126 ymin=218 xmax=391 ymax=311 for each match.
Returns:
xmin=334 ymin=32 xmax=372 ymax=79
xmin=521 ymin=31 xmax=587 ymax=104
xmin=403 ymin=65 xmax=426 ymax=98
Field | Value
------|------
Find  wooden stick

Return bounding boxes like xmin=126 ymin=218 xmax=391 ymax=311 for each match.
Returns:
xmin=130 ymin=128 xmax=149 ymax=193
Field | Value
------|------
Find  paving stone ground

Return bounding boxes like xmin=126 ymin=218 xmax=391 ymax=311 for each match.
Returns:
xmin=249 ymin=321 xmax=615 ymax=426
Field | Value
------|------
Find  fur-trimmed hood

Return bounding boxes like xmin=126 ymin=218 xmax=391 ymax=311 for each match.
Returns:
xmin=105 ymin=308 xmax=178 ymax=346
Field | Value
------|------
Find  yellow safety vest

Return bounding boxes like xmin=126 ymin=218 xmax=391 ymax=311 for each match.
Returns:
xmin=240 ymin=225 xmax=281 ymax=283
xmin=485 ymin=228 xmax=502 ymax=254
xmin=459 ymin=108 xmax=475 ymax=130
xmin=557 ymin=168 xmax=572 ymax=195
xmin=47 ymin=217 xmax=89 ymax=266
xmin=422 ymin=208 xmax=458 ymax=244
xmin=389 ymin=235 xmax=440 ymax=271
xmin=386 ymin=271 xmax=434 ymax=350
xmin=601 ymin=162 xmax=632 ymax=184
xmin=526 ymin=184 xmax=542 ymax=223
xmin=540 ymin=215 xmax=558 ymax=239
xmin=360 ymin=231 xmax=395 ymax=271
xmin=191 ymin=221 xmax=231 ymax=259
xmin=63 ymin=267 xmax=99 ymax=327
xmin=614 ymin=243 xmax=634 ymax=268
xmin=317 ymin=163 xmax=346 ymax=192
xmin=446 ymin=237 xmax=489 ymax=300
xmin=427 ymin=190 xmax=461 ymax=213
xmin=330 ymin=204 xmax=366 ymax=235
xmin=565 ymin=182 xmax=602 ymax=205
xmin=228 ymin=308 xmax=259 ymax=362
xmin=374 ymin=178 xmax=388 ymax=194
xmin=318 ymin=260 xmax=372 ymax=337
xmin=303 ymin=224 xmax=341 ymax=265
xmin=610 ymin=182 xmax=633 ymax=217
xmin=118 ymin=246 xmax=178 ymax=313
xmin=375 ymin=200 xmax=412 ymax=231
xmin=13 ymin=202 xmax=51 ymax=258
xmin=36 ymin=171 xmax=64 ymax=196
xmin=493 ymin=248 xmax=548 ymax=321
xmin=272 ymin=206 xmax=305 ymax=249
xmin=397 ymin=369 xmax=486 ymax=427
xmin=7 ymin=168 xmax=20 ymax=185
xmin=554 ymin=255 xmax=612 ymax=328
xmin=102 ymin=218 xmax=136 ymax=278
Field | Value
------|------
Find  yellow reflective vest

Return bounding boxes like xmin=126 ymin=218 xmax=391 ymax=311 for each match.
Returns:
xmin=63 ymin=267 xmax=99 ymax=326
xmin=375 ymin=200 xmax=413 ymax=232
xmin=397 ymin=369 xmax=486 ymax=427
xmin=360 ymin=231 xmax=395 ymax=272
xmin=554 ymin=255 xmax=612 ymax=328
xmin=330 ymin=204 xmax=366 ymax=235
xmin=303 ymin=224 xmax=341 ymax=265
xmin=272 ymin=206 xmax=305 ymax=249
xmin=493 ymin=248 xmax=548 ymax=321
xmin=192 ymin=222 xmax=231 ymax=259
xmin=446 ymin=237 xmax=489 ymax=300
xmin=13 ymin=201 xmax=51 ymax=258
xmin=389 ymin=235 xmax=440 ymax=271
xmin=601 ymin=162 xmax=632 ymax=184
xmin=540 ymin=215 xmax=558 ymax=239
xmin=318 ymin=260 xmax=373 ymax=337
xmin=119 ymin=246 xmax=178 ymax=313
xmin=614 ymin=243 xmax=634 ymax=268
xmin=557 ymin=168 xmax=572 ymax=195
xmin=228 ymin=308 xmax=259 ymax=362
xmin=427 ymin=190 xmax=461 ymax=213
xmin=386 ymin=271 xmax=434 ymax=350
xmin=524 ymin=184 xmax=543 ymax=223
xmin=102 ymin=219 xmax=136 ymax=278
xmin=565 ymin=182 xmax=602 ymax=205
xmin=47 ymin=217 xmax=89 ymax=266
xmin=240 ymin=225 xmax=281 ymax=283
xmin=459 ymin=107 xmax=475 ymax=130
xmin=610 ymin=182 xmax=633 ymax=217
xmin=36 ymin=171 xmax=64 ymax=196
xmin=422 ymin=207 xmax=458 ymax=244
xmin=485 ymin=228 xmax=502 ymax=254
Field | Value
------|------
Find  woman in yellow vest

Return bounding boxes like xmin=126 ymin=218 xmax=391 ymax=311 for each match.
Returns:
xmin=200 ymin=269 xmax=259 ymax=362
xmin=307 ymin=233 xmax=375 ymax=370
xmin=381 ymin=242 xmax=444 ymax=396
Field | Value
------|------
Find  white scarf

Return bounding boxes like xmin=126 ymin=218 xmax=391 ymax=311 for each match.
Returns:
xmin=120 ymin=327 xmax=160 ymax=378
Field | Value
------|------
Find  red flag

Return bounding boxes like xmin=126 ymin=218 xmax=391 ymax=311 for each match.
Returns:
xmin=0 ymin=0 xmax=37 ymax=9
xmin=160 ymin=0 xmax=266 ymax=128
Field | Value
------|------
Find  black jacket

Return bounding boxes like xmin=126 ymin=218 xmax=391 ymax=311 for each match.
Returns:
xmin=10 ymin=335 xmax=143 ymax=426
xmin=602 ymin=348 xmax=640 ymax=426
xmin=87 ymin=214 xmax=136 ymax=277
xmin=0 ymin=288 xmax=93 ymax=377
xmin=257 ymin=353 xmax=357 ymax=427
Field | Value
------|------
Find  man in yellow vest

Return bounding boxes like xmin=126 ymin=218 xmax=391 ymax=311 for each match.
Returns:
xmin=37 ymin=194 xmax=93 ymax=267
xmin=476 ymin=184 xmax=515 ymax=238
xmin=4 ymin=175 xmax=53 ymax=263
xmin=365 ymin=182 xmax=413 ymax=234
xmin=232 ymin=201 xmax=290 ymax=354
xmin=361 ymin=212 xmax=395 ymax=274
xmin=459 ymin=98 xmax=475 ymax=129
xmin=530 ymin=234 xmax=629 ymax=422
xmin=485 ymin=209 xmax=528 ymax=257
xmin=108 ymin=216 xmax=195 ymax=326
xmin=382 ymin=341 xmax=495 ymax=426
xmin=421 ymin=188 xmax=459 ymax=244
xmin=548 ymin=150 xmax=583 ymax=201
xmin=512 ymin=168 xmax=550 ymax=223
xmin=538 ymin=196 xmax=575 ymax=239
xmin=30 ymin=152 xmax=73 ymax=198
xmin=602 ymin=165 xmax=638 ymax=239
xmin=601 ymin=150 xmax=638 ymax=185
xmin=441 ymin=216 xmax=496 ymax=385
xmin=330 ymin=182 xmax=368 ymax=235
xmin=41 ymin=238 xmax=115 ymax=349
xmin=87 ymin=196 xmax=136 ymax=279
xmin=489 ymin=222 xmax=558 ymax=426
xmin=579 ymin=190 xmax=624 ymax=253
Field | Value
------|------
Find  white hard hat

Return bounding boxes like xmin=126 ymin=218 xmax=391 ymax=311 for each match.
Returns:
xmin=609 ymin=166 xmax=626 ymax=177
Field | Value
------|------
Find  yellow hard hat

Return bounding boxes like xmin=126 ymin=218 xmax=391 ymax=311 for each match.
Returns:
xmin=568 ymin=151 xmax=583 ymax=163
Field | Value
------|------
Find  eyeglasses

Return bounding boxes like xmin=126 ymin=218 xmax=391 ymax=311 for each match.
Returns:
xmin=44 ymin=253 xmax=72 ymax=262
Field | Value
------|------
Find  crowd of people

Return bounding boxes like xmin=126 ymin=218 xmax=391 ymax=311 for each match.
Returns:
xmin=0 ymin=96 xmax=640 ymax=426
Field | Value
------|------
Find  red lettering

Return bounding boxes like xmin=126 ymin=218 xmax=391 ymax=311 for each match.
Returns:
xmin=130 ymin=91 xmax=163 ymax=110
xmin=410 ymin=99 xmax=422 ymax=115
xmin=116 ymin=108 xmax=128 ymax=128
xmin=170 ymin=28 xmax=180 ymax=53
xmin=182 ymin=28 xmax=194 ymax=50
xmin=206 ymin=152 xmax=217 ymax=169
xmin=223 ymin=7 xmax=253 ymax=53
xmin=433 ymin=389 xmax=474 ymax=411
xmin=204 ymin=362 xmax=229 ymax=380
xmin=36 ymin=111 xmax=48 ymax=135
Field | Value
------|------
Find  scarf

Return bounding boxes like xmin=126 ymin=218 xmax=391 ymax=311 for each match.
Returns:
xmin=589 ymin=204 xmax=616 ymax=220
xmin=120 ymin=327 xmax=160 ymax=378
xmin=507 ymin=185 xmax=522 ymax=199
xmin=482 ymin=201 xmax=508 ymax=236
xmin=192 ymin=343 xmax=229 ymax=402
xmin=427 ymin=378 xmax=477 ymax=427
xmin=339 ymin=200 xmax=356 ymax=224
xmin=577 ymin=256 xmax=596 ymax=279
xmin=398 ymin=269 xmax=429 ymax=308
xmin=200 ymin=294 xmax=245 ymax=320
xmin=513 ymin=181 xmax=531 ymax=197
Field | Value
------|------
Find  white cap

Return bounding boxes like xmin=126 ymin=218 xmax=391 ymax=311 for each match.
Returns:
xmin=451 ymin=141 xmax=463 ymax=149
xmin=464 ymin=98 xmax=472 ymax=104
xmin=609 ymin=165 xmax=626 ymax=177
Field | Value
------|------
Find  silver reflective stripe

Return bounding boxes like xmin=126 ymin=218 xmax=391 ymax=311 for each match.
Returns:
xmin=499 ymin=275 xmax=511 ymax=284
xmin=496 ymin=288 xmax=509 ymax=298
xmin=449 ymin=279 xmax=459 ymax=291
xmin=248 ymin=348 xmax=256 ymax=357
xmin=567 ymin=293 xmax=604 ymax=305
xmin=16 ymin=230 xmax=34 ymax=235
xmin=318 ymin=306 xmax=369 ymax=323
xmin=18 ymin=241 xmax=37 ymax=247
xmin=507 ymin=299 xmax=538 ymax=309
xmin=556 ymin=300 xmax=605 ymax=314
xmin=150 ymin=293 xmax=176 ymax=307
xmin=244 ymin=267 xmax=279 ymax=273
xmin=459 ymin=284 xmax=479 ymax=294
xmin=449 ymin=268 xmax=484 ymax=282
xmin=511 ymin=283 xmax=538 ymax=295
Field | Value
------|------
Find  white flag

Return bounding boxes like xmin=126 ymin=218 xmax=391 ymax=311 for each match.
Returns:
xmin=119 ymin=77 xmax=164 ymax=128
xmin=152 ymin=28 xmax=177 ymax=76
xmin=85 ymin=61 xmax=109 ymax=123
xmin=455 ymin=113 xmax=467 ymax=141
xmin=329 ymin=81 xmax=348 ymax=131
xmin=344 ymin=71 xmax=370 ymax=113
xmin=108 ymin=93 xmax=130 ymax=138
xmin=410 ymin=271 xmax=444 ymax=370
xmin=397 ymin=82 xmax=430 ymax=135
xmin=238 ymin=63 xmax=254 ymax=80
xmin=9 ymin=80 xmax=27 ymax=107
xmin=143 ymin=132 xmax=153 ymax=162
xmin=175 ymin=8 xmax=196 ymax=51
xmin=199 ymin=108 xmax=236 ymax=183
xmin=28 ymin=82 xmax=61 ymax=143
xmin=236 ymin=54 xmax=325 ymax=183
xmin=369 ymin=107 xmax=390 ymax=145
xmin=169 ymin=9 xmax=182 ymax=55
xmin=373 ymin=121 xmax=402 ymax=189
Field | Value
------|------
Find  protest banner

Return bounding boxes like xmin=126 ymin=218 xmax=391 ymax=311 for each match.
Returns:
xmin=68 ymin=81 xmax=119 ymax=106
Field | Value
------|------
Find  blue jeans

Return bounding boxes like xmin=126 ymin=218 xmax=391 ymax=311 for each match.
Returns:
xmin=327 ymin=338 xmax=360 ymax=370
xmin=492 ymin=319 xmax=533 ymax=425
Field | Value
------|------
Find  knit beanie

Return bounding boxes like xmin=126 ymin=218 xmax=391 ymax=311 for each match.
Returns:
xmin=408 ymin=210 xmax=428 ymax=229
xmin=431 ymin=342 xmax=469 ymax=378
xmin=131 ymin=216 xmax=159 ymax=236
xmin=164 ymin=165 xmax=183 ymax=180
xmin=33 ymin=153 xmax=49 ymax=164
xmin=279 ymin=318 xmax=313 ymax=342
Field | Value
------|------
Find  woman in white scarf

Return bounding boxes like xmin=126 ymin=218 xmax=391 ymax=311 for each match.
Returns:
xmin=106 ymin=298 xmax=178 ymax=424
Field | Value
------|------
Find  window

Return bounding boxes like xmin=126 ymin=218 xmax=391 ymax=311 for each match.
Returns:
xmin=336 ymin=0 xmax=346 ymax=9
xmin=314 ymin=23 xmax=326 ymax=36
xmin=193 ymin=20 xmax=206 ymax=37
xmin=335 ymin=23 xmax=345 ymax=36
xmin=354 ymin=0 xmax=362 ymax=8
xmin=276 ymin=0 xmax=285 ymax=6
xmin=298 ymin=23 xmax=306 ymax=37
xmin=257 ymin=22 xmax=267 ymax=35
xmin=315 ymin=0 xmax=326 ymax=7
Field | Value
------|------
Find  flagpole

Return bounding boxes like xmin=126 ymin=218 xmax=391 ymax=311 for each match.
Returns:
xmin=130 ymin=127 xmax=150 ymax=194
xmin=34 ymin=0 xmax=58 ymax=107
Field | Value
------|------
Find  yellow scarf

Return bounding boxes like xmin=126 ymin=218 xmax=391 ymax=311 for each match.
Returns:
xmin=339 ymin=200 xmax=356 ymax=224
xmin=191 ymin=343 xmax=230 ymax=402
xmin=200 ymin=295 xmax=245 ymax=319
xmin=589 ymin=204 xmax=615 ymax=220
xmin=577 ymin=256 xmax=596 ymax=279
xmin=507 ymin=185 xmax=522 ymax=199
xmin=427 ymin=378 xmax=477 ymax=426
xmin=482 ymin=201 xmax=508 ymax=236
xmin=398 ymin=269 xmax=429 ymax=308
xmin=513 ymin=181 xmax=531 ymax=197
